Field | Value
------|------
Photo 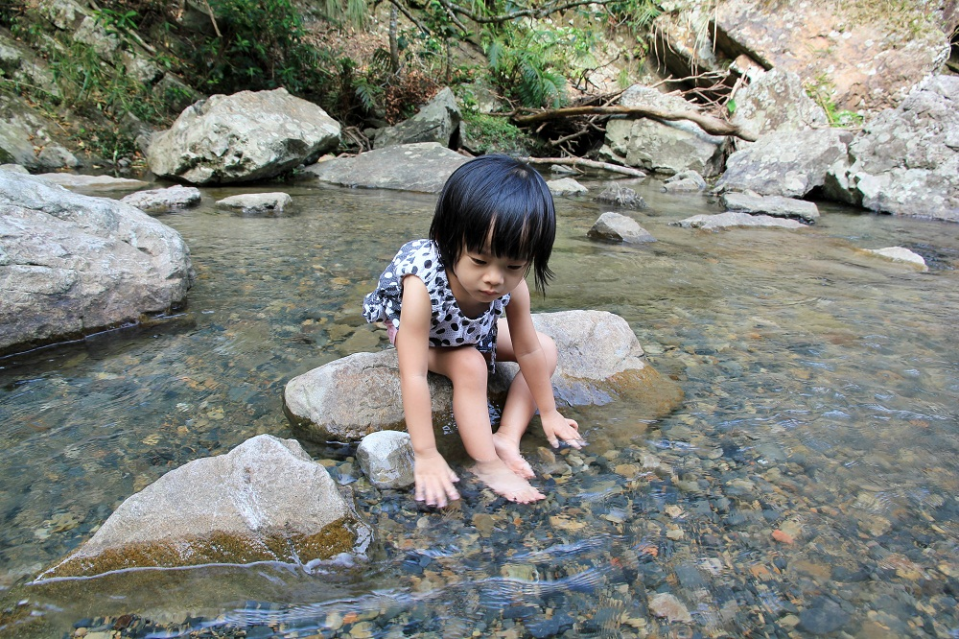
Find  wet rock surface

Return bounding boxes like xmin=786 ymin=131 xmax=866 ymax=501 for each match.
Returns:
xmin=38 ymin=435 xmax=365 ymax=579
xmin=0 ymin=169 xmax=195 ymax=354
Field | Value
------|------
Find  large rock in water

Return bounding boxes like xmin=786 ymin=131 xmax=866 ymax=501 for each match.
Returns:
xmin=306 ymin=143 xmax=469 ymax=193
xmin=147 ymin=88 xmax=340 ymax=185
xmin=284 ymin=310 xmax=684 ymax=443
xmin=37 ymin=435 xmax=367 ymax=580
xmin=715 ymin=128 xmax=852 ymax=198
xmin=599 ymin=85 xmax=725 ymax=177
xmin=826 ymin=75 xmax=959 ymax=222
xmin=373 ymin=87 xmax=461 ymax=149
xmin=0 ymin=170 xmax=194 ymax=355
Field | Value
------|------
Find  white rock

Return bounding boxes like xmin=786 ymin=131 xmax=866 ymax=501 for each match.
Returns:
xmin=864 ymin=247 xmax=928 ymax=270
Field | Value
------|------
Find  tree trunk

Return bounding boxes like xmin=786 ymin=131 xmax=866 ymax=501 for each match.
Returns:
xmin=389 ymin=5 xmax=399 ymax=72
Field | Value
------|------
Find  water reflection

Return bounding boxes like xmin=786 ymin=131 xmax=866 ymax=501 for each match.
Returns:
xmin=1 ymin=177 xmax=958 ymax=637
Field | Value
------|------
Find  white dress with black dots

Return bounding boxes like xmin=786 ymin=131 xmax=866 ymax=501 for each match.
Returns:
xmin=363 ymin=239 xmax=510 ymax=362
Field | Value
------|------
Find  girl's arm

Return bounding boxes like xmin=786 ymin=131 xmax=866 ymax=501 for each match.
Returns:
xmin=394 ymin=275 xmax=460 ymax=506
xmin=505 ymin=280 xmax=583 ymax=448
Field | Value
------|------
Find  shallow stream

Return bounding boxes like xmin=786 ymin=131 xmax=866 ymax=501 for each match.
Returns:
xmin=1 ymin=174 xmax=958 ymax=638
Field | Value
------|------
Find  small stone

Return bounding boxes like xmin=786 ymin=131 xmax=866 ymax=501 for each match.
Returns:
xmin=863 ymin=247 xmax=928 ymax=270
xmin=798 ymin=598 xmax=850 ymax=635
xmin=772 ymin=529 xmax=795 ymax=544
xmin=649 ymin=593 xmax=692 ymax=623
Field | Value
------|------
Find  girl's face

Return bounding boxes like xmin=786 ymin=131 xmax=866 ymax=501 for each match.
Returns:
xmin=448 ymin=248 xmax=528 ymax=312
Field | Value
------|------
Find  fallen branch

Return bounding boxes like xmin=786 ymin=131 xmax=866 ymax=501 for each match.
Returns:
xmin=514 ymin=105 xmax=756 ymax=142
xmin=518 ymin=157 xmax=647 ymax=178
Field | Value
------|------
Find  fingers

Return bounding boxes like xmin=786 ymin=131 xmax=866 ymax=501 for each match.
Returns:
xmin=552 ymin=419 xmax=585 ymax=449
xmin=415 ymin=474 xmax=461 ymax=508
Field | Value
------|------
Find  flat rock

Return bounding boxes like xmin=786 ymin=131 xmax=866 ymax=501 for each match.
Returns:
xmin=863 ymin=247 xmax=928 ymax=271
xmin=36 ymin=435 xmax=366 ymax=580
xmin=34 ymin=173 xmax=149 ymax=191
xmin=306 ymin=143 xmax=469 ymax=193
xmin=216 ymin=192 xmax=293 ymax=216
xmin=121 ymin=185 xmax=201 ymax=213
xmin=721 ymin=191 xmax=819 ymax=222
xmin=673 ymin=211 xmax=805 ymax=231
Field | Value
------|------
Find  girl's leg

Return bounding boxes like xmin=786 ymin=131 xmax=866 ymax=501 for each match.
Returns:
xmin=493 ymin=320 xmax=559 ymax=477
xmin=429 ymin=346 xmax=544 ymax=503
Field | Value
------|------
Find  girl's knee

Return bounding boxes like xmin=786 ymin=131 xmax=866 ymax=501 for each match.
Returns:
xmin=537 ymin=332 xmax=558 ymax=368
xmin=447 ymin=347 xmax=489 ymax=387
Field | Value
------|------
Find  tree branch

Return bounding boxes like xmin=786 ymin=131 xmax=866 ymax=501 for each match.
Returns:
xmin=441 ymin=0 xmax=620 ymax=24
xmin=514 ymin=105 xmax=756 ymax=141
xmin=519 ymin=156 xmax=647 ymax=178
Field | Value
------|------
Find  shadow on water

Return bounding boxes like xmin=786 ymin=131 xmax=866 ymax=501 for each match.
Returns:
xmin=2 ymin=178 xmax=959 ymax=637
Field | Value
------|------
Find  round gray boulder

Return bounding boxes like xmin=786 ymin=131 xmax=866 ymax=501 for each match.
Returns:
xmin=147 ymin=88 xmax=341 ymax=185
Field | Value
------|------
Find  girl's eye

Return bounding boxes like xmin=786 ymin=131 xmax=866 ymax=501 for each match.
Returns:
xmin=508 ymin=264 xmax=527 ymax=271
xmin=470 ymin=256 xmax=487 ymax=265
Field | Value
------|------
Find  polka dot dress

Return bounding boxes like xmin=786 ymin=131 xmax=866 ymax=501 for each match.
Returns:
xmin=363 ymin=239 xmax=510 ymax=362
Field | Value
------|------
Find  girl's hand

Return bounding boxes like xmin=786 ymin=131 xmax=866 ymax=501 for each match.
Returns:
xmin=413 ymin=449 xmax=461 ymax=507
xmin=540 ymin=410 xmax=584 ymax=449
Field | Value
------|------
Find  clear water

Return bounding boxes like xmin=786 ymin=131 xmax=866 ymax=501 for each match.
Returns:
xmin=1 ymin=176 xmax=958 ymax=637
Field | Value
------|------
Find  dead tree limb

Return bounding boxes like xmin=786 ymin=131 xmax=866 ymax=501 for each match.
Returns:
xmin=514 ymin=105 xmax=757 ymax=142
xmin=518 ymin=157 xmax=647 ymax=178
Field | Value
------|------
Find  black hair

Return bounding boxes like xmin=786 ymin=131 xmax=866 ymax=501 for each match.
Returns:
xmin=429 ymin=155 xmax=556 ymax=293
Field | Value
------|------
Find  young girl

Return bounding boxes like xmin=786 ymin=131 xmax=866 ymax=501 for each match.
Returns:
xmin=363 ymin=155 xmax=584 ymax=507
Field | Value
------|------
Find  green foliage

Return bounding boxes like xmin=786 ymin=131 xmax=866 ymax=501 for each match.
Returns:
xmin=197 ymin=0 xmax=329 ymax=97
xmin=93 ymin=7 xmax=139 ymax=37
xmin=806 ymin=78 xmax=864 ymax=128
xmin=606 ymin=0 xmax=662 ymax=38
xmin=461 ymin=111 xmax=537 ymax=155
xmin=484 ymin=25 xmax=575 ymax=109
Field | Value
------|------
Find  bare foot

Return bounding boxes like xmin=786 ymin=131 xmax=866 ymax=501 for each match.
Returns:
xmin=471 ymin=458 xmax=545 ymax=503
xmin=492 ymin=432 xmax=535 ymax=479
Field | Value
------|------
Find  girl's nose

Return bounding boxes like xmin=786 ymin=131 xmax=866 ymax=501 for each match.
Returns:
xmin=485 ymin=268 xmax=504 ymax=286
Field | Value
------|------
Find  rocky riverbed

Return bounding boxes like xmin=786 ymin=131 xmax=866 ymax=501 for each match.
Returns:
xmin=1 ymin=175 xmax=958 ymax=637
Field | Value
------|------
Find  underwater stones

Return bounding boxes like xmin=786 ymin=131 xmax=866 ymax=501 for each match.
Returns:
xmin=37 ymin=435 xmax=366 ymax=579
xmin=284 ymin=311 xmax=684 ymax=443
xmin=649 ymin=592 xmax=693 ymax=623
